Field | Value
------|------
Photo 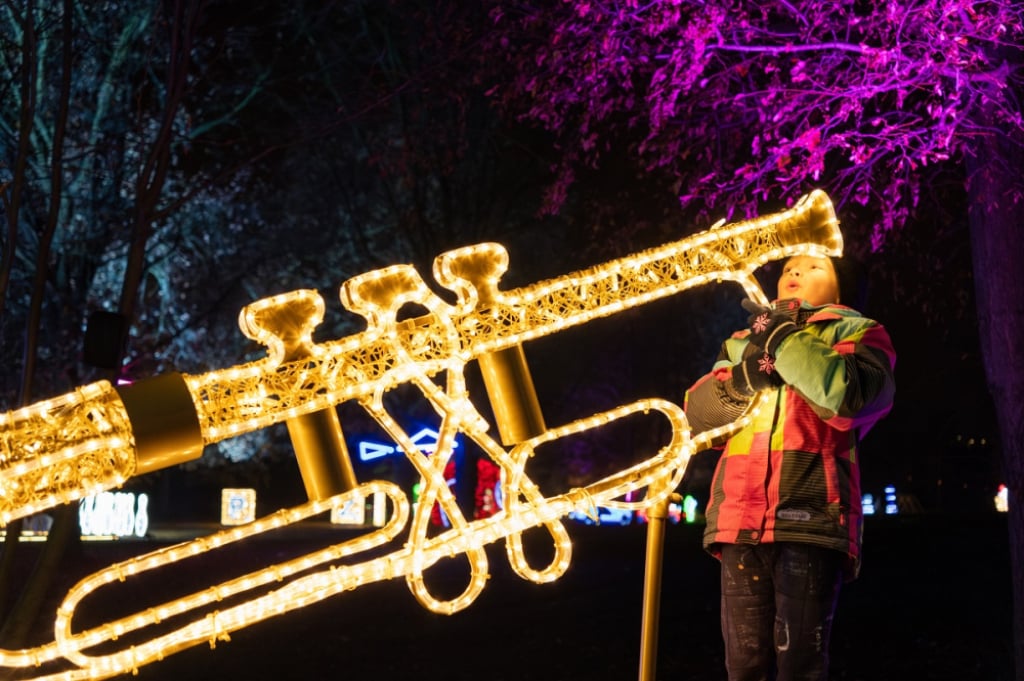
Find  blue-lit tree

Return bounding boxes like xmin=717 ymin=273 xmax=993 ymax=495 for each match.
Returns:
xmin=0 ymin=0 xmax=272 ymax=645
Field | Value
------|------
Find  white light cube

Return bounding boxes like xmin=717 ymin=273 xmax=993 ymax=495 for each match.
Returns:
xmin=221 ymin=488 xmax=256 ymax=525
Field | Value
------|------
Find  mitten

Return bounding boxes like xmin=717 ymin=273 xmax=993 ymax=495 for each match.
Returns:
xmin=729 ymin=347 xmax=784 ymax=395
xmin=741 ymin=298 xmax=799 ymax=355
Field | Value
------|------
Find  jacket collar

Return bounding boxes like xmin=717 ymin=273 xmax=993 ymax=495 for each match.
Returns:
xmin=772 ymin=298 xmax=858 ymax=325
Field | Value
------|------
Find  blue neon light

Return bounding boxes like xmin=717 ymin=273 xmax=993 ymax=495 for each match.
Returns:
xmin=357 ymin=428 xmax=459 ymax=462
xmin=884 ymin=485 xmax=898 ymax=515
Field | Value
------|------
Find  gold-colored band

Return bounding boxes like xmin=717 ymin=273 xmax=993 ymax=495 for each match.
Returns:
xmin=115 ymin=373 xmax=205 ymax=475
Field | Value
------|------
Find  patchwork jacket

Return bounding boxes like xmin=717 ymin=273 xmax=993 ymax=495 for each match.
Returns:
xmin=684 ymin=301 xmax=896 ymax=579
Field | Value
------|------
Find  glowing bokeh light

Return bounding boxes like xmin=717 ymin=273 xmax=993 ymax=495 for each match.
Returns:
xmin=995 ymin=484 xmax=1009 ymax=513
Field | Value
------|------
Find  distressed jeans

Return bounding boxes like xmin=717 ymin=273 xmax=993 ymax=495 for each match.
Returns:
xmin=720 ymin=543 xmax=843 ymax=681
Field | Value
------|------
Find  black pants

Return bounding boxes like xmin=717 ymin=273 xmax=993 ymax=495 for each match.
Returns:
xmin=719 ymin=543 xmax=843 ymax=681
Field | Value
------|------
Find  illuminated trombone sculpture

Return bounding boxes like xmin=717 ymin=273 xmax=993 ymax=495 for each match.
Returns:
xmin=0 ymin=190 xmax=841 ymax=680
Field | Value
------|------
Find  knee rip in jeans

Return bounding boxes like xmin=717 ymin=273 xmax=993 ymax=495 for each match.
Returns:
xmin=774 ymin=617 xmax=827 ymax=654
xmin=775 ymin=616 xmax=790 ymax=652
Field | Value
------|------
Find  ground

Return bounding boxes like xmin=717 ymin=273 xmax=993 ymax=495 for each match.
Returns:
xmin=5 ymin=512 xmax=1014 ymax=680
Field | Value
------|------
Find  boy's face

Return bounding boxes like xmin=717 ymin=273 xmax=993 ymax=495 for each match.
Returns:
xmin=777 ymin=255 xmax=840 ymax=306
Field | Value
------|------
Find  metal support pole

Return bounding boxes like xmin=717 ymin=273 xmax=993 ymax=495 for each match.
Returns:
xmin=638 ymin=490 xmax=681 ymax=681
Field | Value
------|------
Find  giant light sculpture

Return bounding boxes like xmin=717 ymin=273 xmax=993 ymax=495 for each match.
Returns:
xmin=0 ymin=190 xmax=841 ymax=680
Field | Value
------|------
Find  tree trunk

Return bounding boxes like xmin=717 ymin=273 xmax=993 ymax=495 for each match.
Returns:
xmin=0 ymin=519 xmax=24 ymax=620
xmin=0 ymin=0 xmax=81 ymax=650
xmin=966 ymin=124 xmax=1024 ymax=680
xmin=0 ymin=506 xmax=78 ymax=648
xmin=118 ymin=0 xmax=200 ymax=329
xmin=0 ymin=0 xmax=40 ymax=639
xmin=0 ymin=0 xmax=38 ymax=324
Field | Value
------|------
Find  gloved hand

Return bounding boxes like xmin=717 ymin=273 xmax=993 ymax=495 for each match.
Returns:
xmin=729 ymin=347 xmax=784 ymax=395
xmin=742 ymin=298 xmax=798 ymax=355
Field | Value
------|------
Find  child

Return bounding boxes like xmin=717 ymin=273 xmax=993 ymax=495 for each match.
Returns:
xmin=684 ymin=255 xmax=896 ymax=681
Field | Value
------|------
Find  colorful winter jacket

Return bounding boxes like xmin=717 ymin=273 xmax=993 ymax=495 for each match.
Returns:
xmin=684 ymin=300 xmax=896 ymax=579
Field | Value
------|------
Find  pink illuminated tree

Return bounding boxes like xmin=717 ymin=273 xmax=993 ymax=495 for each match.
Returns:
xmin=486 ymin=0 xmax=1024 ymax=674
